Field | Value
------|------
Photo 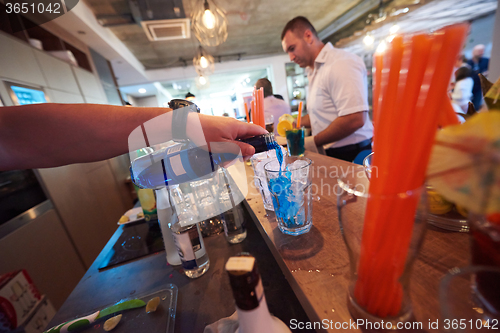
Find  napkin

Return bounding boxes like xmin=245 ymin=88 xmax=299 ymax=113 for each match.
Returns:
xmin=204 ymin=311 xmax=239 ymax=333
xmin=304 ymin=136 xmax=325 ymax=155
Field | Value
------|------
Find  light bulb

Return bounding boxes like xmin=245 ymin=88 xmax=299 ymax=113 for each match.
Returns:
xmin=200 ymin=56 xmax=208 ymax=68
xmin=390 ymin=24 xmax=400 ymax=35
xmin=138 ymin=88 xmax=147 ymax=94
xmin=202 ymin=9 xmax=216 ymax=29
xmin=199 ymin=76 xmax=207 ymax=85
xmin=363 ymin=34 xmax=374 ymax=46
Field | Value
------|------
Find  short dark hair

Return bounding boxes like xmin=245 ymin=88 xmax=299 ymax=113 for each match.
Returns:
xmin=455 ymin=66 xmax=472 ymax=82
xmin=255 ymin=78 xmax=273 ymax=97
xmin=281 ymin=16 xmax=318 ymax=40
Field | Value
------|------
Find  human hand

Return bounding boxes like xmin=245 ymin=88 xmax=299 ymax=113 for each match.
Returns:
xmin=187 ymin=113 xmax=268 ymax=156
xmin=304 ymin=136 xmax=325 ymax=155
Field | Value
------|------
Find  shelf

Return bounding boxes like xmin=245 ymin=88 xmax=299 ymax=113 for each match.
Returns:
xmin=0 ymin=3 xmax=92 ymax=72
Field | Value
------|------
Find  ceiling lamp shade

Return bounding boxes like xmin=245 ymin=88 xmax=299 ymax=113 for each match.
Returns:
xmin=192 ymin=0 xmax=228 ymax=47
xmin=193 ymin=46 xmax=215 ymax=76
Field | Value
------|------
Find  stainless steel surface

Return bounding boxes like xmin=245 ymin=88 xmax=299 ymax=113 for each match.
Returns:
xmin=0 ymin=200 xmax=52 ymax=239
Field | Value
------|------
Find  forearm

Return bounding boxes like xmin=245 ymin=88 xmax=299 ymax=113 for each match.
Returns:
xmin=0 ymin=103 xmax=171 ymax=170
xmin=300 ymin=114 xmax=311 ymax=128
xmin=314 ymin=112 xmax=367 ymax=146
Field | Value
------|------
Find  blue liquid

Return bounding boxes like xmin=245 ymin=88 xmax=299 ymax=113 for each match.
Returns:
xmin=268 ymin=171 xmax=305 ymax=229
xmin=270 ymin=142 xmax=283 ymax=176
xmin=267 ymin=144 xmax=305 ymax=228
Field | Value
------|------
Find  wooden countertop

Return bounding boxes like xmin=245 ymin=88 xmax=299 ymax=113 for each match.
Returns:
xmin=244 ymin=151 xmax=470 ymax=332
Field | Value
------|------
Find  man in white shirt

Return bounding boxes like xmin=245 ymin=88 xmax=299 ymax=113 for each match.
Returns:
xmin=281 ymin=16 xmax=373 ymax=162
xmin=255 ymin=78 xmax=291 ymax=133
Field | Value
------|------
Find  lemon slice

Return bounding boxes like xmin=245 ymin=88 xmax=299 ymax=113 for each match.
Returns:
xmin=279 ymin=114 xmax=294 ymax=124
xmin=146 ymin=297 xmax=160 ymax=313
xmin=277 ymin=120 xmax=293 ymax=137
xmin=103 ymin=314 xmax=122 ymax=331
xmin=138 ymin=189 xmax=156 ymax=212
xmin=118 ymin=215 xmax=130 ymax=224
xmin=427 ymin=188 xmax=453 ymax=215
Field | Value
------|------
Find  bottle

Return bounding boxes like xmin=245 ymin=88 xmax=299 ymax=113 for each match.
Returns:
xmin=169 ymin=184 xmax=210 ymax=278
xmin=130 ymin=133 xmax=280 ymax=190
xmin=171 ymin=222 xmax=210 ymax=278
xmin=218 ymin=169 xmax=247 ymax=244
xmin=133 ymin=148 xmax=158 ymax=221
xmin=134 ymin=185 xmax=157 ymax=221
xmin=155 ymin=187 xmax=181 ymax=266
xmin=226 ymin=254 xmax=291 ymax=333
xmin=221 ymin=204 xmax=246 ymax=244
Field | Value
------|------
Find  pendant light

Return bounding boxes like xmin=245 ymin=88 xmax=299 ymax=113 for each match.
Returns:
xmin=193 ymin=46 xmax=215 ymax=76
xmin=196 ymin=75 xmax=210 ymax=89
xmin=192 ymin=0 xmax=228 ymax=47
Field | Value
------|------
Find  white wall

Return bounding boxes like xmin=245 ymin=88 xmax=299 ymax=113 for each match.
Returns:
xmin=120 ymin=54 xmax=292 ymax=105
xmin=463 ymin=12 xmax=496 ymax=59
xmin=490 ymin=2 xmax=500 ymax=80
xmin=134 ymin=95 xmax=159 ymax=107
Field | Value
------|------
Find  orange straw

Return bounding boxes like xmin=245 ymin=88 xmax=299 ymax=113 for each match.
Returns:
xmin=297 ymin=101 xmax=303 ymax=128
xmin=244 ymin=102 xmax=250 ymax=123
xmin=254 ymin=88 xmax=260 ymax=127
xmin=259 ymin=88 xmax=265 ymax=129
xmin=250 ymin=100 xmax=256 ymax=124
xmin=438 ymin=98 xmax=461 ymax=127
xmin=353 ymin=24 xmax=468 ymax=317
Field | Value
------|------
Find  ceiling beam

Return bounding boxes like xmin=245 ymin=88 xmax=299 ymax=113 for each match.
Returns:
xmin=318 ymin=0 xmax=381 ymax=41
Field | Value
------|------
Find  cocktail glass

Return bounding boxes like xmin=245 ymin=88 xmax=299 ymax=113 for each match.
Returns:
xmin=264 ymin=156 xmax=312 ymax=236
xmin=285 ymin=128 xmax=305 ymax=157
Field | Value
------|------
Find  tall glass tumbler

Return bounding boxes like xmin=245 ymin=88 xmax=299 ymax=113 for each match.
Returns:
xmin=264 ymin=156 xmax=312 ymax=236
xmin=285 ymin=128 xmax=305 ymax=157
xmin=251 ymin=149 xmax=286 ymax=211
xmin=337 ymin=177 xmax=427 ymax=327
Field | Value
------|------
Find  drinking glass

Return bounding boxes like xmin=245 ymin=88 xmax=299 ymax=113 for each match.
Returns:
xmin=337 ymin=177 xmax=427 ymax=327
xmin=189 ymin=178 xmax=224 ymax=236
xmin=440 ymin=266 xmax=500 ymax=331
xmin=264 ymin=156 xmax=312 ymax=236
xmin=251 ymin=150 xmax=285 ymax=211
xmin=168 ymin=184 xmax=210 ymax=278
xmin=217 ymin=169 xmax=247 ymax=244
xmin=265 ymin=114 xmax=274 ymax=133
xmin=469 ymin=213 xmax=500 ymax=311
xmin=285 ymin=128 xmax=305 ymax=156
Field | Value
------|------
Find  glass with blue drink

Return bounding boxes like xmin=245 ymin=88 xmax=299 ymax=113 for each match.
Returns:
xmin=264 ymin=156 xmax=312 ymax=236
xmin=285 ymin=128 xmax=305 ymax=156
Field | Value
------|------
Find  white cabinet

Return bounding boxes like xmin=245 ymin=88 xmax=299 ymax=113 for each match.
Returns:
xmin=34 ymin=51 xmax=80 ymax=94
xmin=0 ymin=203 xmax=86 ymax=310
xmin=73 ymin=67 xmax=106 ymax=102
xmin=0 ymin=34 xmax=46 ymax=87
xmin=46 ymin=88 xmax=85 ymax=103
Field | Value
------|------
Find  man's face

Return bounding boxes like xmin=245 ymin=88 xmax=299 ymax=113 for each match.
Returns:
xmin=282 ymin=30 xmax=311 ymax=68
xmin=473 ymin=46 xmax=485 ymax=59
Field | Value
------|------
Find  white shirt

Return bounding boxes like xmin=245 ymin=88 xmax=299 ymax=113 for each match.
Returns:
xmin=451 ymin=77 xmax=473 ymax=109
xmin=306 ymin=42 xmax=373 ymax=149
xmin=263 ymin=95 xmax=291 ymax=133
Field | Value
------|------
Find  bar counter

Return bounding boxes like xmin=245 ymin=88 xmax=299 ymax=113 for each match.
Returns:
xmin=244 ymin=151 xmax=470 ymax=332
xmin=47 ymin=152 xmax=469 ymax=333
